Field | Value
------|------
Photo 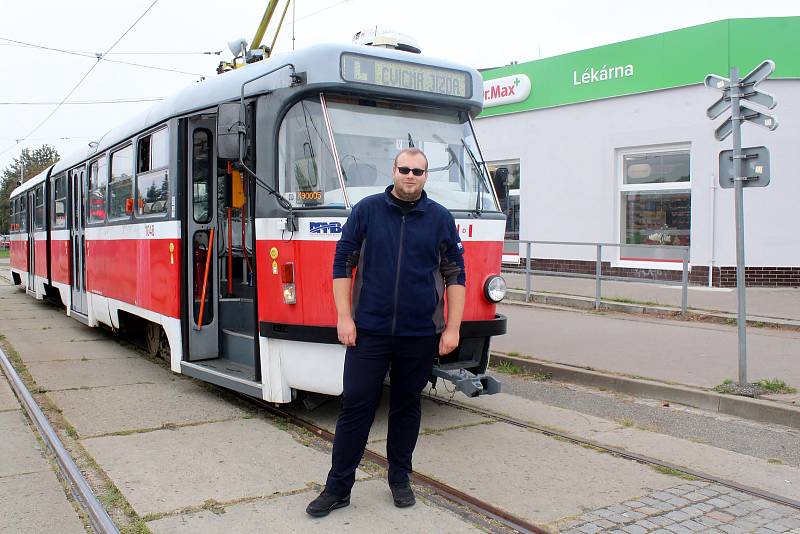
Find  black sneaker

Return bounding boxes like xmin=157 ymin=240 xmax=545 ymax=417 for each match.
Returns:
xmin=306 ymin=489 xmax=350 ymax=517
xmin=389 ymin=482 xmax=415 ymax=508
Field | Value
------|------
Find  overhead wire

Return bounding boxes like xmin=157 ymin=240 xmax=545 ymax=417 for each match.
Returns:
xmin=0 ymin=0 xmax=162 ymax=158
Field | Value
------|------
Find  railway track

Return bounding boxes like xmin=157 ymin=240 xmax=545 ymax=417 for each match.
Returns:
xmin=421 ymin=393 xmax=800 ymax=512
xmin=242 ymin=388 xmax=800 ymax=534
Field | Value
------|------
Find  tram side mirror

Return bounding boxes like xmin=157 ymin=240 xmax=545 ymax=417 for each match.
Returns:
xmin=217 ymin=103 xmax=243 ymax=160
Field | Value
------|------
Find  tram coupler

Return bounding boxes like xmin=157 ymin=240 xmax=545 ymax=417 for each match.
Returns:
xmin=431 ymin=368 xmax=501 ymax=397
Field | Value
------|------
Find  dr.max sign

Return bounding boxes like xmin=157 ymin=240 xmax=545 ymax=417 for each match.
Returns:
xmin=483 ymin=74 xmax=531 ymax=108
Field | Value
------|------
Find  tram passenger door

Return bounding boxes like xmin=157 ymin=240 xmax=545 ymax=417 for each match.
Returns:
xmin=69 ymin=166 xmax=88 ymax=315
xmin=26 ymin=190 xmax=35 ymax=292
xmin=185 ymin=118 xmax=219 ymax=360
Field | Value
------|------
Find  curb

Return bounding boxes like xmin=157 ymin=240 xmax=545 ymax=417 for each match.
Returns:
xmin=504 ymin=289 xmax=800 ymax=330
xmin=490 ymin=352 xmax=800 ymax=431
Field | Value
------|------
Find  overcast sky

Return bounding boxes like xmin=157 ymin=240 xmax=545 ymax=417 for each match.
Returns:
xmin=1 ymin=0 xmax=797 ymax=173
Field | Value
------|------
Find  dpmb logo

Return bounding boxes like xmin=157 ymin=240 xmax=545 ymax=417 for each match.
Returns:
xmin=309 ymin=221 xmax=343 ymax=234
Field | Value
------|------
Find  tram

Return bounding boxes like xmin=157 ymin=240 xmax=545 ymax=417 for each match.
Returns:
xmin=8 ymin=41 xmax=507 ymax=403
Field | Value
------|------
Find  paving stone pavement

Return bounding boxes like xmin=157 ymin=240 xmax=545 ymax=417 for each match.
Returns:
xmin=555 ymin=480 xmax=800 ymax=533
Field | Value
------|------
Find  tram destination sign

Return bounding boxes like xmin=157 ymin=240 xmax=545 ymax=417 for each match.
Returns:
xmin=341 ymin=53 xmax=471 ymax=98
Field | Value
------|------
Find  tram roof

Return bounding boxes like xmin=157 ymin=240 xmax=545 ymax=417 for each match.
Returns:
xmin=49 ymin=43 xmax=483 ymax=176
xmin=10 ymin=166 xmax=52 ymax=198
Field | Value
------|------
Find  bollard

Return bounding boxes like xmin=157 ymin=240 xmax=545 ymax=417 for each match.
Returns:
xmin=525 ymin=242 xmax=532 ymax=301
xmin=595 ymin=244 xmax=602 ymax=310
xmin=681 ymin=249 xmax=689 ymax=316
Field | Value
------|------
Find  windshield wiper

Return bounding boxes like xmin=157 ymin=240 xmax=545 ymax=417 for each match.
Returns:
xmin=461 ymin=138 xmax=488 ymax=213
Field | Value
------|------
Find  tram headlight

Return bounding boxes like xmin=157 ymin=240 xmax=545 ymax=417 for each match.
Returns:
xmin=282 ymin=284 xmax=296 ymax=304
xmin=483 ymin=275 xmax=507 ymax=303
xmin=281 ymin=262 xmax=296 ymax=304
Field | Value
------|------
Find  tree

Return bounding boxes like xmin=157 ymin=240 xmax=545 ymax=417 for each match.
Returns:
xmin=0 ymin=145 xmax=60 ymax=234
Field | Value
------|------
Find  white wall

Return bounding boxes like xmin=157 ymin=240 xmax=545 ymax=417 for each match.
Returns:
xmin=475 ymin=80 xmax=800 ymax=267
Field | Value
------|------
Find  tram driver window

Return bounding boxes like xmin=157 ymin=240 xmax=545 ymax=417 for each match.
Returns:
xmin=88 ymin=157 xmax=108 ymax=223
xmin=136 ymin=127 xmax=169 ymax=217
xmin=108 ymin=145 xmax=134 ymax=220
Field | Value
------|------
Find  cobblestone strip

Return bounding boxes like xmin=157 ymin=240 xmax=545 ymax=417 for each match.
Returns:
xmin=557 ymin=481 xmax=800 ymax=533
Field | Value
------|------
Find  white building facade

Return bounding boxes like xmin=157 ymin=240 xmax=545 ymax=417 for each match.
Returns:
xmin=475 ymin=17 xmax=800 ymax=286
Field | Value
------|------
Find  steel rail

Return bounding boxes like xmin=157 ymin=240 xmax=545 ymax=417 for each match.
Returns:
xmin=426 ymin=394 xmax=800 ymax=511
xmin=0 ymin=346 xmax=120 ymax=534
xmin=246 ymin=396 xmax=547 ymax=534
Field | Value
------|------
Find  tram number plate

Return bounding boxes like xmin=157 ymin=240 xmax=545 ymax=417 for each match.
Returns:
xmin=341 ymin=53 xmax=471 ymax=98
xmin=287 ymin=190 xmax=324 ymax=206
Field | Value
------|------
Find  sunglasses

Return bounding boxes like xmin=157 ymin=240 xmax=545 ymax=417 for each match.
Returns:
xmin=396 ymin=166 xmax=426 ymax=177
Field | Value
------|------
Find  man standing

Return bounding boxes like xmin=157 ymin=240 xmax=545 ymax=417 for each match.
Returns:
xmin=306 ymin=148 xmax=466 ymax=517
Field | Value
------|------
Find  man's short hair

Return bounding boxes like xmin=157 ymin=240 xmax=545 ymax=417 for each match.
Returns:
xmin=393 ymin=148 xmax=428 ymax=171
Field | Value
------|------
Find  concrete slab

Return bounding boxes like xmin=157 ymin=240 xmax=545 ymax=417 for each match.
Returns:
xmin=3 ymin=323 xmax=110 ymax=344
xmin=0 ymin=372 xmax=19 ymax=411
xmin=0 ymin=471 xmax=86 ymax=534
xmin=408 ymin=423 xmax=675 ymax=524
xmin=83 ymin=418 xmax=349 ymax=516
xmin=292 ymin=395 xmax=491 ymax=444
xmin=26 ymin=356 xmax=173 ymax=391
xmin=147 ymin=479 xmax=480 ymax=533
xmin=14 ymin=337 xmax=137 ymax=362
xmin=49 ymin=381 xmax=251 ymax=437
xmin=430 ymin=391 xmax=620 ymax=435
xmin=0 ymin=410 xmax=49 ymax=477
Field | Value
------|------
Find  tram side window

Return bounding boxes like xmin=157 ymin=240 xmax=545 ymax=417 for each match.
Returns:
xmin=52 ymin=175 xmax=67 ymax=229
xmin=136 ymin=127 xmax=169 ymax=217
xmin=34 ymin=186 xmax=45 ymax=230
xmin=19 ymin=195 xmax=27 ymax=232
xmin=108 ymin=145 xmax=134 ymax=220
xmin=192 ymin=129 xmax=212 ymax=223
xmin=9 ymin=198 xmax=16 ymax=232
xmin=88 ymin=157 xmax=108 ymax=223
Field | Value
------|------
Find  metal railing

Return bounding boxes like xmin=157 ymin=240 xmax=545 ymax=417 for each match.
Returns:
xmin=504 ymin=240 xmax=690 ymax=315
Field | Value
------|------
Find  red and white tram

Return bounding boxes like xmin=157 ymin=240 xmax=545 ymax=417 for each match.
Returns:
xmin=8 ymin=42 xmax=507 ymax=403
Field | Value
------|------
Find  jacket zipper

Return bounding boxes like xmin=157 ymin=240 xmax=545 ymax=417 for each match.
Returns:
xmin=391 ymin=215 xmax=406 ymax=335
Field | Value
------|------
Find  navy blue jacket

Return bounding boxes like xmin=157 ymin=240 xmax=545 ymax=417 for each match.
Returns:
xmin=333 ymin=186 xmax=466 ymax=336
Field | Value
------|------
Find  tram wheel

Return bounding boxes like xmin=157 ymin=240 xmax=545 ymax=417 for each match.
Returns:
xmin=145 ymin=323 xmax=170 ymax=362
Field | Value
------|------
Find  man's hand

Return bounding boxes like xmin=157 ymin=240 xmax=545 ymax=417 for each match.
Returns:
xmin=338 ymin=315 xmax=357 ymax=346
xmin=439 ymin=327 xmax=459 ymax=355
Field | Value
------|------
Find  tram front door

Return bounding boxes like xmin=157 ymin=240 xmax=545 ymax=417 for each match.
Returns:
xmin=69 ymin=166 xmax=88 ymax=316
xmin=185 ymin=117 xmax=219 ymax=361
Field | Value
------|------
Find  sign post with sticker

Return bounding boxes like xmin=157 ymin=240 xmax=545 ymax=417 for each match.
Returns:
xmin=704 ymin=59 xmax=779 ymax=386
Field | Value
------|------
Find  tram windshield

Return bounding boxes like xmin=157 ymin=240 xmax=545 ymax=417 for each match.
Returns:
xmin=277 ymin=95 xmax=498 ymax=212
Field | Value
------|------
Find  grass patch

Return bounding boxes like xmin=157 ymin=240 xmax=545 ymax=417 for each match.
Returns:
xmin=121 ymin=518 xmax=152 ymax=534
xmin=607 ymin=296 xmax=659 ymax=306
xmin=495 ymin=361 xmax=522 ymax=375
xmin=755 ymin=378 xmax=797 ymax=394
xmin=0 ymin=250 xmax=9 ymax=259
xmin=767 ymin=458 xmax=783 ymax=465
xmin=201 ymin=499 xmax=226 ymax=515
xmin=620 ymin=417 xmax=634 ymax=428
xmin=506 ymin=351 xmax=520 ymax=357
xmin=652 ymin=465 xmax=699 ymax=480
xmin=530 ymin=371 xmax=552 ymax=382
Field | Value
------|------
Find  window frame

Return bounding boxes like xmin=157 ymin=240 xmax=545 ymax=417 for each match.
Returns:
xmin=135 ymin=125 xmax=170 ymax=220
xmin=87 ymin=154 xmax=109 ymax=225
xmin=33 ymin=185 xmax=45 ymax=231
xmin=107 ymin=143 xmax=134 ymax=222
xmin=52 ymin=173 xmax=67 ymax=229
xmin=191 ymin=128 xmax=213 ymax=224
xmin=617 ymin=144 xmax=691 ymax=268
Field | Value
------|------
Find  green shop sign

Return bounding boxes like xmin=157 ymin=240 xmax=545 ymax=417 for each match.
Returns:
xmin=479 ymin=17 xmax=800 ymax=118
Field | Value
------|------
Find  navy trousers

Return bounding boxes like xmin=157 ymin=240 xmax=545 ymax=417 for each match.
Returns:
xmin=324 ymin=332 xmax=438 ymax=496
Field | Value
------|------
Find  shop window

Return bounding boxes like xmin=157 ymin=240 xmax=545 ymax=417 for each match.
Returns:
xmin=52 ymin=175 xmax=67 ymax=229
xmin=620 ymin=149 xmax=690 ymax=262
xmin=88 ymin=157 xmax=108 ymax=223
xmin=108 ymin=145 xmax=133 ymax=220
xmin=136 ymin=127 xmax=169 ymax=217
xmin=487 ymin=161 xmax=521 ymax=251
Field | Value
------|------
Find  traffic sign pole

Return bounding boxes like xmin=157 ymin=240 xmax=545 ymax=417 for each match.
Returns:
xmin=730 ymin=67 xmax=748 ymax=385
